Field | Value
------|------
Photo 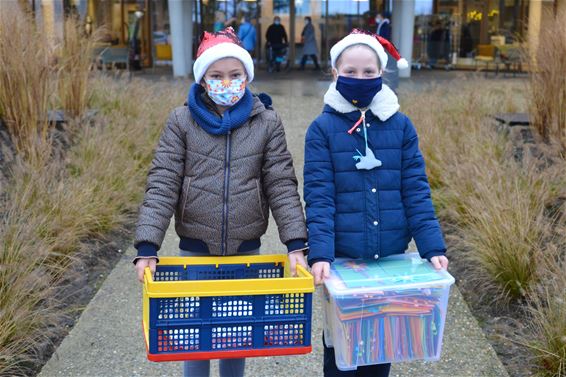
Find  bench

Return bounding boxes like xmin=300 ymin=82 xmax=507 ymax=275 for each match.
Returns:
xmin=94 ymin=46 xmax=129 ymax=70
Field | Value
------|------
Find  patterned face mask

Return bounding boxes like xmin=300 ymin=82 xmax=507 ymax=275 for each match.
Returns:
xmin=205 ymin=78 xmax=246 ymax=107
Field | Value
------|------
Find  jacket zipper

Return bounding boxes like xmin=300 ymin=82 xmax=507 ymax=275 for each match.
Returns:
xmin=221 ymin=131 xmax=232 ymax=255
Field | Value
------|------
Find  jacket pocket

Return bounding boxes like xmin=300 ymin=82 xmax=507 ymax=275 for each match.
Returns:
xmin=255 ymin=178 xmax=265 ymax=221
xmin=180 ymin=177 xmax=191 ymax=222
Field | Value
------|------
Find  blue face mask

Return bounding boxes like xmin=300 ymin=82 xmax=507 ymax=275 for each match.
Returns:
xmin=336 ymin=76 xmax=382 ymax=108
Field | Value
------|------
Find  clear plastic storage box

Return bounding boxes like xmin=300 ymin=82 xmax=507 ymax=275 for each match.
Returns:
xmin=323 ymin=253 xmax=455 ymax=371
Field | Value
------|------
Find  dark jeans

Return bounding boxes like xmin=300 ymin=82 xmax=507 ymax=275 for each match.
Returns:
xmin=323 ymin=336 xmax=391 ymax=377
xmin=300 ymin=54 xmax=320 ymax=70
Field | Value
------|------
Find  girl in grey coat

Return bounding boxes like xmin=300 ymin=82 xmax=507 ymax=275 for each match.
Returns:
xmin=133 ymin=28 xmax=308 ymax=377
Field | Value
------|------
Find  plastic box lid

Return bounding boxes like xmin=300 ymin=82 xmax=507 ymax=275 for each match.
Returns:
xmin=324 ymin=253 xmax=455 ymax=297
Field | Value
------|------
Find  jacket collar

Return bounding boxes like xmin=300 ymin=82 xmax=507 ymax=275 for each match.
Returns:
xmin=323 ymin=81 xmax=399 ymax=121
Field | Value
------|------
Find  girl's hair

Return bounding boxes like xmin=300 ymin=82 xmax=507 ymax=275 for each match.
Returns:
xmin=335 ymin=43 xmax=381 ymax=70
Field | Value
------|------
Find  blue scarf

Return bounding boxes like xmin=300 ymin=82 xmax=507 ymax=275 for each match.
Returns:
xmin=188 ymin=83 xmax=254 ymax=135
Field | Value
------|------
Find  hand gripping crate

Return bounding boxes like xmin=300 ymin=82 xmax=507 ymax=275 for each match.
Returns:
xmin=142 ymin=255 xmax=315 ymax=362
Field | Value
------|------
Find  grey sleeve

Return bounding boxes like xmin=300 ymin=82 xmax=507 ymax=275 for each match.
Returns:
xmin=262 ymin=112 xmax=308 ymax=244
xmin=134 ymin=109 xmax=186 ymax=250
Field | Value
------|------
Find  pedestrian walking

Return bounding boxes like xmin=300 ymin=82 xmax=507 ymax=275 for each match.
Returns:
xmin=300 ymin=17 xmax=320 ymax=71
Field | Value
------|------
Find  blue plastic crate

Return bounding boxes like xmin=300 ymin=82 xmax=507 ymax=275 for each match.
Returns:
xmin=143 ymin=256 xmax=314 ymax=361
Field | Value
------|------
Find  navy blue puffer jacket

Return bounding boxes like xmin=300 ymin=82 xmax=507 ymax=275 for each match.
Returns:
xmin=304 ymin=83 xmax=446 ymax=264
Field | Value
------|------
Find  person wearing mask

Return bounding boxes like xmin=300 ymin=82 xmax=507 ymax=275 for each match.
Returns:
xmin=300 ymin=17 xmax=320 ymax=71
xmin=304 ymin=30 xmax=446 ymax=377
xmin=265 ymin=16 xmax=288 ymax=72
xmin=134 ymin=28 xmax=308 ymax=377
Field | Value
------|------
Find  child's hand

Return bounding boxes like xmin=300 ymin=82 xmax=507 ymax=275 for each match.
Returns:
xmin=430 ymin=255 xmax=449 ymax=270
xmin=311 ymin=261 xmax=330 ymax=286
xmin=288 ymin=250 xmax=308 ymax=277
xmin=135 ymin=258 xmax=157 ymax=283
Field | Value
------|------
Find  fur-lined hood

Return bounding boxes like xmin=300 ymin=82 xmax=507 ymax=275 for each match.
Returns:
xmin=323 ymin=81 xmax=400 ymax=121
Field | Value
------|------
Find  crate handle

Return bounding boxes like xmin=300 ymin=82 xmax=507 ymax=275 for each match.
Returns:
xmin=295 ymin=265 xmax=312 ymax=279
xmin=144 ymin=266 xmax=153 ymax=284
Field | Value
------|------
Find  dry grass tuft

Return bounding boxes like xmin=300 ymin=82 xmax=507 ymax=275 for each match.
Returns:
xmin=55 ymin=17 xmax=103 ymax=119
xmin=525 ymin=244 xmax=566 ymax=377
xmin=402 ymin=78 xmax=554 ymax=300
xmin=402 ymin=76 xmax=566 ymax=374
xmin=0 ymin=5 xmax=52 ymax=160
xmin=0 ymin=71 xmax=185 ymax=375
xmin=529 ymin=10 xmax=566 ymax=151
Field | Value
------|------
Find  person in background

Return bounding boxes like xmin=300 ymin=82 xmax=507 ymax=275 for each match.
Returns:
xmin=214 ymin=11 xmax=236 ymax=33
xmin=375 ymin=11 xmax=391 ymax=40
xmin=237 ymin=15 xmax=257 ymax=57
xmin=214 ymin=11 xmax=225 ymax=32
xmin=300 ymin=16 xmax=320 ymax=71
xmin=266 ymin=16 xmax=288 ymax=48
xmin=266 ymin=16 xmax=288 ymax=72
xmin=375 ymin=11 xmax=398 ymax=91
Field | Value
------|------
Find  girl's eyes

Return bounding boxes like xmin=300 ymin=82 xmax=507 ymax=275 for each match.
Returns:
xmin=209 ymin=73 xmax=242 ymax=79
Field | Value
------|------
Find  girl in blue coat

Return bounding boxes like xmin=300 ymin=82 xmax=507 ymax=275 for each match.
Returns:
xmin=304 ymin=30 xmax=449 ymax=377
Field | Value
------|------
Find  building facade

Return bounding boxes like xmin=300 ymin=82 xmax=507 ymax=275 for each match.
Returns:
xmin=27 ymin=0 xmax=564 ymax=76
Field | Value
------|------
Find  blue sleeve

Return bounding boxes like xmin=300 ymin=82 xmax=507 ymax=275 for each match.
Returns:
xmin=401 ymin=117 xmax=446 ymax=260
xmin=304 ymin=120 xmax=336 ymax=264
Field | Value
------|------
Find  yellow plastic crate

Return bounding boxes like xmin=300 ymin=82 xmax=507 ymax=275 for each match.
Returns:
xmin=142 ymin=254 xmax=314 ymax=362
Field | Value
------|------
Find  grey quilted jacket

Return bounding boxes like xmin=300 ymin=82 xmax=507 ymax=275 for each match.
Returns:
xmin=134 ymin=96 xmax=307 ymax=257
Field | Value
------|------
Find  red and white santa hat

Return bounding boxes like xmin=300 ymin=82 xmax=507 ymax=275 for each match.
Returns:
xmin=330 ymin=29 xmax=409 ymax=70
xmin=193 ymin=27 xmax=254 ymax=83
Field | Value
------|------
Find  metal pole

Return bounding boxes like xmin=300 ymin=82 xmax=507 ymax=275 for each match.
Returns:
xmin=324 ymin=0 xmax=329 ymax=69
xmin=121 ymin=0 xmax=125 ymax=44
xmin=289 ymin=0 xmax=296 ymax=68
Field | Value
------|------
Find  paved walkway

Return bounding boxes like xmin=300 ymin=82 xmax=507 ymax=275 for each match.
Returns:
xmin=39 ymin=76 xmax=509 ymax=377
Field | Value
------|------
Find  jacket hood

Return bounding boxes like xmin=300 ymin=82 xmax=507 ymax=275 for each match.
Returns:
xmin=250 ymin=92 xmax=272 ymax=117
xmin=323 ymin=81 xmax=399 ymax=121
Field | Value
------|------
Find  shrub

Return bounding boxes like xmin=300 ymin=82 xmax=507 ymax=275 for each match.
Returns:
xmin=525 ymin=246 xmax=566 ymax=377
xmin=0 ymin=73 xmax=185 ymax=375
xmin=402 ymin=79 xmax=561 ymax=301
xmin=55 ymin=17 xmax=103 ymax=119
xmin=0 ymin=5 xmax=52 ymax=160
xmin=528 ymin=10 xmax=566 ymax=151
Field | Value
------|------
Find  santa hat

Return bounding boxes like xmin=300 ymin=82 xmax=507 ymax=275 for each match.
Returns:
xmin=330 ymin=29 xmax=409 ymax=70
xmin=193 ymin=27 xmax=254 ymax=83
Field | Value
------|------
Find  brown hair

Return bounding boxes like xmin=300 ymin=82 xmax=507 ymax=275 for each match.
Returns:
xmin=335 ymin=43 xmax=381 ymax=70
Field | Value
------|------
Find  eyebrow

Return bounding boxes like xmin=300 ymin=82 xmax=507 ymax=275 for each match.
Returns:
xmin=341 ymin=65 xmax=377 ymax=70
xmin=207 ymin=69 xmax=243 ymax=74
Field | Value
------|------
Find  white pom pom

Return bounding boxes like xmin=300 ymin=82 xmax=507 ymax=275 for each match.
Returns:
xmin=397 ymin=58 xmax=409 ymax=70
